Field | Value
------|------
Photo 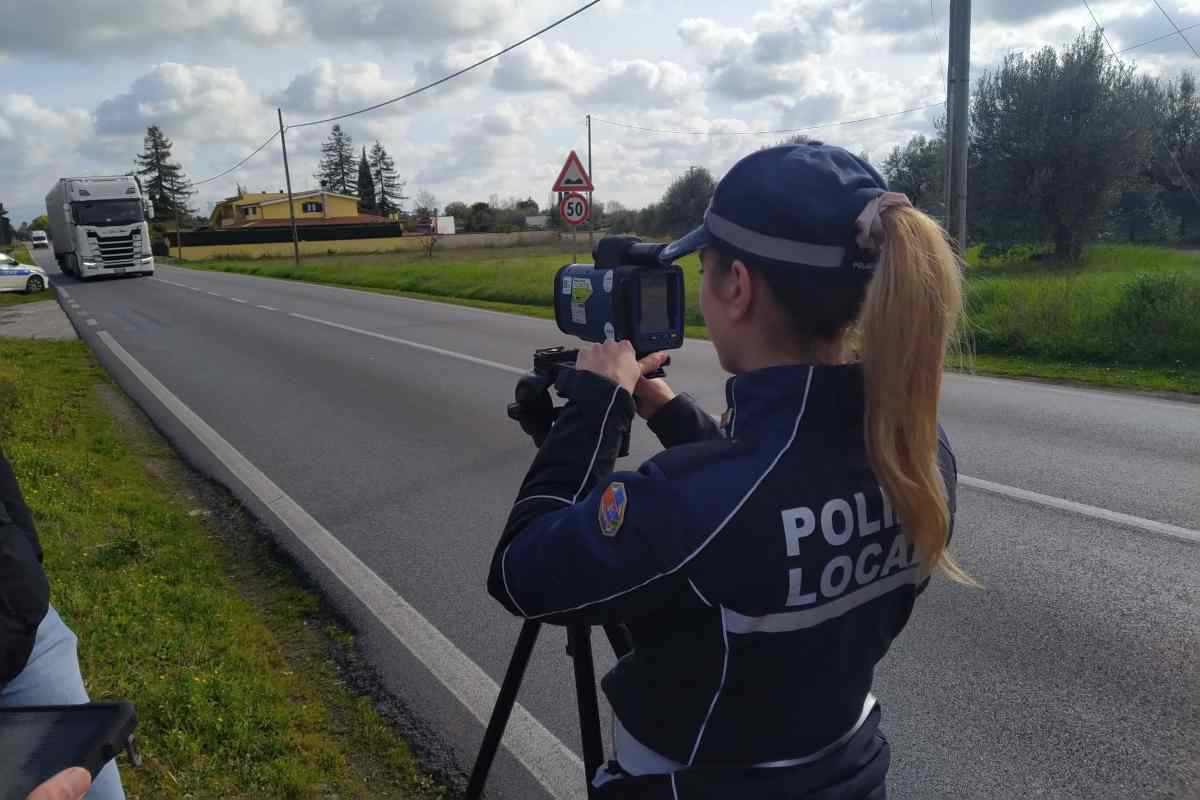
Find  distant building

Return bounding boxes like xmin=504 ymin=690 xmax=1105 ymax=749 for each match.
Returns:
xmin=525 ymin=215 xmax=549 ymax=230
xmin=209 ymin=190 xmax=388 ymax=228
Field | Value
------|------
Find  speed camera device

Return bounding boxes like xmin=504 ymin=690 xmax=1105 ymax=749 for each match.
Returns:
xmin=507 ymin=236 xmax=687 ymax=453
xmin=553 ymin=236 xmax=685 ymax=354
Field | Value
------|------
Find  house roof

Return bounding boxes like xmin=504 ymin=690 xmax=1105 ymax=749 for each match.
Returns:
xmin=257 ymin=190 xmax=360 ymax=207
xmin=238 ymin=214 xmax=393 ymax=228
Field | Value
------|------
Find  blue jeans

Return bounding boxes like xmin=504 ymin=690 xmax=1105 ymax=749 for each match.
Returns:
xmin=1 ymin=606 xmax=126 ymax=800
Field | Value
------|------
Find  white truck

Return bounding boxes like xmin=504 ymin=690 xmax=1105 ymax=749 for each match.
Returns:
xmin=45 ymin=175 xmax=156 ymax=279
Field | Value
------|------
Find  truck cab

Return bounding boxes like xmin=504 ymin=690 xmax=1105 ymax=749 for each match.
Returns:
xmin=45 ymin=176 xmax=156 ymax=280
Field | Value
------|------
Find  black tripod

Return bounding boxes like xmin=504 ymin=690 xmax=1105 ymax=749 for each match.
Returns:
xmin=465 ymin=620 xmax=631 ymax=800
xmin=467 ymin=347 xmax=660 ymax=799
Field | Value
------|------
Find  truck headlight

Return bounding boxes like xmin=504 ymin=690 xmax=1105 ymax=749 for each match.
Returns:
xmin=141 ymin=256 xmax=153 ymax=262
xmin=82 ymin=261 xmax=97 ymax=267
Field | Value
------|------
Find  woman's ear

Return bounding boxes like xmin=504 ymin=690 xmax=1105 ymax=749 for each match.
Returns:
xmin=726 ymin=259 xmax=756 ymax=322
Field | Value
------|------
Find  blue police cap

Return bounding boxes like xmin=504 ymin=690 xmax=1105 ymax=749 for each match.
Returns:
xmin=659 ymin=142 xmax=888 ymax=283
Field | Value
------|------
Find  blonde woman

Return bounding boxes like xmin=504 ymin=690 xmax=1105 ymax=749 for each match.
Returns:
xmin=489 ymin=143 xmax=965 ymax=799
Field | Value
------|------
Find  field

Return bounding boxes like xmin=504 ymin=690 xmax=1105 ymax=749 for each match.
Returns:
xmin=185 ymin=242 xmax=1200 ymax=395
xmin=0 ymin=338 xmax=444 ymax=799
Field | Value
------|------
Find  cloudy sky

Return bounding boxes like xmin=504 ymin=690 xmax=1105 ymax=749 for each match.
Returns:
xmin=3 ymin=0 xmax=1200 ymax=224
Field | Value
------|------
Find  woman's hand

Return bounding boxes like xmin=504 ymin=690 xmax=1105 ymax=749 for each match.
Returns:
xmin=633 ymin=352 xmax=676 ymax=420
xmin=575 ymin=341 xmax=642 ymax=395
xmin=27 ymin=768 xmax=91 ymax=800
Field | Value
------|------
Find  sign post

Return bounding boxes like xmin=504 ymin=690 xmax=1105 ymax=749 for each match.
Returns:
xmin=553 ymin=150 xmax=594 ymax=263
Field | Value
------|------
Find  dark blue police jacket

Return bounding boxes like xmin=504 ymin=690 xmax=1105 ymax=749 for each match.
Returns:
xmin=488 ymin=363 xmax=958 ymax=798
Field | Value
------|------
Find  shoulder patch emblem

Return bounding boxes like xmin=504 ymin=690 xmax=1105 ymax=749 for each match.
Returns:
xmin=598 ymin=482 xmax=628 ymax=538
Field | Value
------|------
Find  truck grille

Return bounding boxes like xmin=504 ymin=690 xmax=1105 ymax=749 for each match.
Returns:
xmin=86 ymin=230 xmax=141 ymax=268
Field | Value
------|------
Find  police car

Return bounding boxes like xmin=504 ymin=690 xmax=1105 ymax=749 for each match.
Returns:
xmin=0 ymin=253 xmax=49 ymax=294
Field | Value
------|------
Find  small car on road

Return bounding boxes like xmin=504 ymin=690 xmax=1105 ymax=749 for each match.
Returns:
xmin=30 ymin=231 xmax=49 ymax=249
xmin=0 ymin=253 xmax=50 ymax=294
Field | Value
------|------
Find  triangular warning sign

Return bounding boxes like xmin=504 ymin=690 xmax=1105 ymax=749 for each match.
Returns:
xmin=552 ymin=150 xmax=593 ymax=192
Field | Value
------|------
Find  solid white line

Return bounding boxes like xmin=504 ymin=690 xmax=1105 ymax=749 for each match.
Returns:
xmin=283 ymin=311 xmax=1197 ymax=546
xmin=960 ymin=476 xmax=1200 ymax=545
xmin=95 ymin=331 xmax=585 ymax=799
xmin=256 ymin=305 xmax=278 ymax=312
xmin=288 ymin=312 xmax=527 ymax=376
xmin=205 ymin=291 xmax=221 ymax=297
xmin=230 ymin=298 xmax=248 ymax=304
xmin=86 ymin=319 xmax=97 ymax=327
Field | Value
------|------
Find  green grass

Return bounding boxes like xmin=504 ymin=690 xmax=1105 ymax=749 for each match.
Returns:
xmin=184 ymin=242 xmax=1200 ymax=395
xmin=2 ymin=243 xmax=36 ymax=265
xmin=964 ymin=244 xmax=1200 ymax=369
xmin=0 ymin=339 xmax=444 ymax=800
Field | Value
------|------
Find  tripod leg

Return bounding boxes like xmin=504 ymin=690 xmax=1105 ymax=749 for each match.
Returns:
xmin=568 ymin=625 xmax=606 ymax=798
xmin=466 ymin=620 xmax=542 ymax=800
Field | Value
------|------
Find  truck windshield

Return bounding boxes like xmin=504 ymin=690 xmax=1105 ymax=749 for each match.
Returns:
xmin=72 ymin=199 xmax=144 ymax=226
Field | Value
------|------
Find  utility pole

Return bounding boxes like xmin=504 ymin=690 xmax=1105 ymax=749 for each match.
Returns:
xmin=278 ymin=108 xmax=301 ymax=266
xmin=587 ymin=114 xmax=594 ymax=253
xmin=944 ymin=0 xmax=972 ymax=252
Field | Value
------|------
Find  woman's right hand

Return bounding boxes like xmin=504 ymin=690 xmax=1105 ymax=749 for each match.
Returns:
xmin=633 ymin=352 xmax=676 ymax=420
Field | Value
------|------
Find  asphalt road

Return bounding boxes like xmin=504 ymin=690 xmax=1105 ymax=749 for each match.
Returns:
xmin=35 ymin=249 xmax=1200 ymax=800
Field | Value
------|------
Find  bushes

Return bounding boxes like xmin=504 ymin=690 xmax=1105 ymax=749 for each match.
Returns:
xmin=968 ymin=254 xmax=1200 ymax=367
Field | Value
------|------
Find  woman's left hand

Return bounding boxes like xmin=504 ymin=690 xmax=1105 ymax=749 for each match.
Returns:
xmin=575 ymin=340 xmax=642 ymax=395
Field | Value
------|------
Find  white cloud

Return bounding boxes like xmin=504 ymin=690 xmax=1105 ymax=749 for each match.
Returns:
xmin=94 ymin=63 xmax=271 ymax=143
xmin=0 ymin=95 xmax=94 ymax=221
xmin=492 ymin=40 xmax=590 ymax=93
xmin=272 ymin=60 xmax=410 ymax=117
xmin=0 ymin=0 xmax=301 ymax=55
xmin=586 ymin=60 xmax=701 ymax=108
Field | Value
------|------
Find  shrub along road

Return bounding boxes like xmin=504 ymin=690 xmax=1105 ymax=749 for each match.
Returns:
xmin=35 ymin=246 xmax=1200 ymax=800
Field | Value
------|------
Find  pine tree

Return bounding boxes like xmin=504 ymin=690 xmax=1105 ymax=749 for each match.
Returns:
xmin=357 ymin=147 xmax=377 ymax=214
xmin=315 ymin=124 xmax=357 ymax=195
xmin=134 ymin=125 xmax=195 ymax=220
xmin=368 ymin=141 xmax=406 ymax=216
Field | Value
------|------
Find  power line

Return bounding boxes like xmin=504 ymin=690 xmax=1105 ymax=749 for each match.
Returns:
xmin=1118 ymin=21 xmax=1200 ymax=54
xmin=287 ymin=0 xmax=602 ymax=129
xmin=1084 ymin=1 xmax=1200 ymax=208
xmin=1150 ymin=0 xmax=1200 ymax=59
xmin=192 ymin=131 xmax=281 ymax=187
xmin=1082 ymin=0 xmax=1119 ymax=57
xmin=591 ymin=101 xmax=946 ymax=137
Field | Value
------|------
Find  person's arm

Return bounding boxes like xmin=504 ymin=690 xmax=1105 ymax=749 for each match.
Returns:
xmin=488 ymin=343 xmax=699 ymax=625
xmin=0 ymin=448 xmax=50 ymax=688
xmin=646 ymin=394 xmax=723 ymax=447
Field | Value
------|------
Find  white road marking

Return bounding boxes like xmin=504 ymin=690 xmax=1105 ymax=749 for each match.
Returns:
xmin=230 ymin=297 xmax=248 ymax=304
xmin=205 ymin=291 xmax=221 ymax=297
xmin=288 ymin=312 xmax=527 ymax=376
xmin=288 ymin=311 xmax=1199 ymax=545
xmin=256 ymin=305 xmax=278 ymax=312
xmin=95 ymin=330 xmax=585 ymax=800
xmin=86 ymin=319 xmax=97 ymax=327
xmin=960 ymin=476 xmax=1200 ymax=545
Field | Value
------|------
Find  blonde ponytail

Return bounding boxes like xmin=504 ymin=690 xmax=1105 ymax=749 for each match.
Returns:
xmin=860 ymin=206 xmax=972 ymax=583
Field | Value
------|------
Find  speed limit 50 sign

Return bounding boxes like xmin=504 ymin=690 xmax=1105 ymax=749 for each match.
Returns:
xmin=560 ymin=192 xmax=590 ymax=226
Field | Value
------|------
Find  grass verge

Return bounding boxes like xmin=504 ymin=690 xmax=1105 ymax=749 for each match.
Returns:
xmin=182 ymin=243 xmax=1199 ymax=396
xmin=0 ymin=338 xmax=446 ymax=799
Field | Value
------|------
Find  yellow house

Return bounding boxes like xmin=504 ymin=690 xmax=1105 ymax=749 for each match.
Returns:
xmin=209 ymin=190 xmax=373 ymax=228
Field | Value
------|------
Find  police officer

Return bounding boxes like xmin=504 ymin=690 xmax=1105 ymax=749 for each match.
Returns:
xmin=488 ymin=142 xmax=965 ymax=798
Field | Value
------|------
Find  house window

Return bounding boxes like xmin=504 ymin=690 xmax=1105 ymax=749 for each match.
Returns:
xmin=302 ymin=202 xmax=323 ymax=213
xmin=240 ymin=206 xmax=258 ymax=217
